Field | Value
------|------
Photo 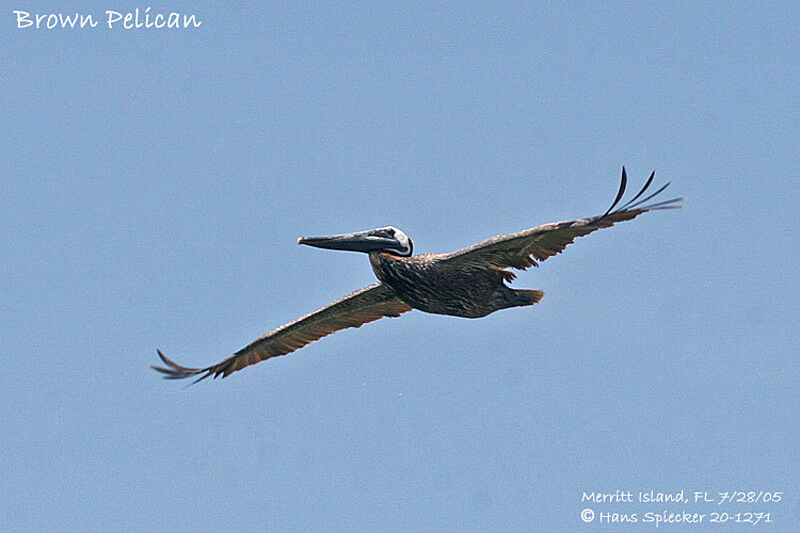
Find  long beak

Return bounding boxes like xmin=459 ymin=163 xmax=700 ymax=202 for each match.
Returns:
xmin=297 ymin=230 xmax=396 ymax=253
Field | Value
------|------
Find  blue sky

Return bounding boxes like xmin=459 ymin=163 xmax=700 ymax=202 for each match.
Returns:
xmin=2 ymin=2 xmax=798 ymax=531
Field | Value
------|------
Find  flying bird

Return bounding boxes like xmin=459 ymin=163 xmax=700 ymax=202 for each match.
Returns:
xmin=153 ymin=168 xmax=682 ymax=382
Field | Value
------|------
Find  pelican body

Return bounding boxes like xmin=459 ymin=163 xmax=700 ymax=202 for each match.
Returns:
xmin=154 ymin=168 xmax=682 ymax=382
xmin=369 ymin=252 xmax=540 ymax=318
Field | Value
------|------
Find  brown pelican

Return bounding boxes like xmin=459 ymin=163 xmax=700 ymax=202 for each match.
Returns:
xmin=153 ymin=168 xmax=681 ymax=382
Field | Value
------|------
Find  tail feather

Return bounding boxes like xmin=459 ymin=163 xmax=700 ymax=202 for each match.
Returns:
xmin=515 ymin=289 xmax=544 ymax=306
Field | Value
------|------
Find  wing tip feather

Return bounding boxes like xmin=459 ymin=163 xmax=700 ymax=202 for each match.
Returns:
xmin=602 ymin=166 xmax=628 ymax=217
xmin=152 ymin=349 xmax=209 ymax=382
xmin=603 ymin=169 xmax=683 ymax=217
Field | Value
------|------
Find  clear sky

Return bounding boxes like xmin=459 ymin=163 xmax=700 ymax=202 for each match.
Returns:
xmin=2 ymin=2 xmax=798 ymax=531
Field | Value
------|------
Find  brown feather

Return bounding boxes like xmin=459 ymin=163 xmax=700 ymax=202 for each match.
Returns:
xmin=438 ymin=170 xmax=682 ymax=273
xmin=152 ymin=282 xmax=412 ymax=382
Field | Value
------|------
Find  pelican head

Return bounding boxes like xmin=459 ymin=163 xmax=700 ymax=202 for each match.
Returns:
xmin=298 ymin=226 xmax=413 ymax=257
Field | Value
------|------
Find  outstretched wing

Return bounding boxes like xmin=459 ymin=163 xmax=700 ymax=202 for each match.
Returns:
xmin=439 ymin=168 xmax=682 ymax=276
xmin=153 ymin=282 xmax=412 ymax=382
